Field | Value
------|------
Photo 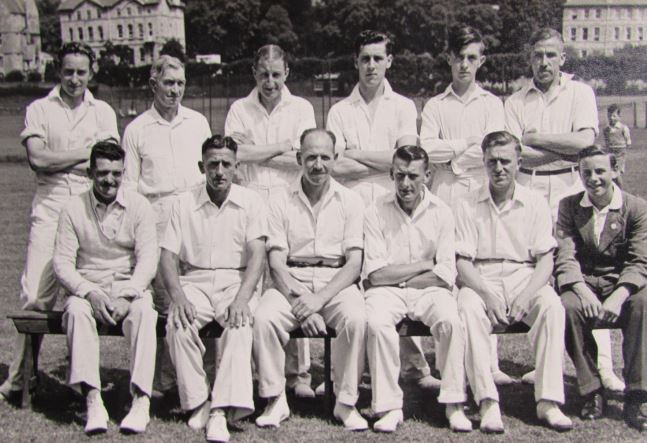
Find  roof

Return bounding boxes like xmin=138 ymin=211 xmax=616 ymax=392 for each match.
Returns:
xmin=564 ymin=0 xmax=647 ymax=7
xmin=0 ymin=0 xmax=26 ymax=14
xmin=57 ymin=0 xmax=184 ymax=12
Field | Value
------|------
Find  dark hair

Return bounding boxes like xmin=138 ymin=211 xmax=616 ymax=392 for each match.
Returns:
xmin=392 ymin=145 xmax=429 ymax=170
xmin=254 ymin=44 xmax=288 ymax=70
xmin=354 ymin=30 xmax=393 ymax=56
xmin=90 ymin=139 xmax=125 ymax=169
xmin=201 ymin=135 xmax=238 ymax=154
xmin=58 ymin=42 xmax=95 ymax=69
xmin=448 ymin=25 xmax=485 ymax=56
xmin=299 ymin=128 xmax=336 ymax=148
xmin=578 ymin=145 xmax=618 ymax=170
xmin=481 ymin=131 xmax=522 ymax=154
xmin=529 ymin=27 xmax=564 ymax=46
xmin=607 ymin=104 xmax=620 ymax=115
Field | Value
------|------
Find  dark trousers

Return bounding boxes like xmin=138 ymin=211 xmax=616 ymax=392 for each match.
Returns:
xmin=562 ymin=275 xmax=647 ymax=397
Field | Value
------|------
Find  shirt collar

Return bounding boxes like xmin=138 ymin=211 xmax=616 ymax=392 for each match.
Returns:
xmin=48 ymin=85 xmax=96 ymax=107
xmin=525 ymin=72 xmax=571 ymax=97
xmin=248 ymin=85 xmax=293 ymax=111
xmin=89 ymin=186 xmax=127 ymax=210
xmin=148 ymin=103 xmax=190 ymax=125
xmin=477 ymin=182 xmax=531 ymax=206
xmin=348 ymin=79 xmax=394 ymax=104
xmin=439 ymin=83 xmax=489 ymax=103
xmin=289 ymin=176 xmax=342 ymax=206
xmin=194 ymin=183 xmax=245 ymax=210
xmin=580 ymin=182 xmax=623 ymax=210
xmin=386 ymin=186 xmax=442 ymax=219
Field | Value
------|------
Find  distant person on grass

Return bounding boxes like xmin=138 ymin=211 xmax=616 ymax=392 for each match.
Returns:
xmin=224 ymin=44 xmax=317 ymax=399
xmin=556 ymin=146 xmax=647 ymax=432
xmin=0 ymin=42 xmax=118 ymax=401
xmin=456 ymin=131 xmax=573 ymax=434
xmin=603 ymin=104 xmax=632 ymax=188
xmin=54 ymin=141 xmax=158 ymax=435
xmin=122 ymin=54 xmax=212 ymax=398
xmin=160 ymin=135 xmax=267 ymax=442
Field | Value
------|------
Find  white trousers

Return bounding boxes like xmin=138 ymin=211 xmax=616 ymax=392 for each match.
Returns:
xmin=365 ymin=286 xmax=467 ymax=413
xmin=458 ymin=263 xmax=566 ymax=404
xmin=166 ymin=270 xmax=256 ymax=420
xmin=62 ymin=295 xmax=157 ymax=396
xmin=253 ymin=286 xmax=366 ymax=406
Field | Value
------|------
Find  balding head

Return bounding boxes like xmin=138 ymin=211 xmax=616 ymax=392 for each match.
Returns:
xmin=300 ymin=128 xmax=336 ymax=155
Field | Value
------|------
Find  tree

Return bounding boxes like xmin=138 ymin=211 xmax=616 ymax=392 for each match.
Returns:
xmin=257 ymin=4 xmax=299 ymax=52
xmin=96 ymin=41 xmax=135 ymax=86
xmin=497 ymin=0 xmax=564 ymax=53
xmin=36 ymin=0 xmax=61 ymax=54
xmin=160 ymin=39 xmax=186 ymax=62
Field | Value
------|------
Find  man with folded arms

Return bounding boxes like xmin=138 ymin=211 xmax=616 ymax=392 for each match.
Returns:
xmin=253 ymin=128 xmax=367 ymax=431
xmin=456 ymin=131 xmax=572 ymax=433
xmin=556 ymin=146 xmax=647 ymax=432
xmin=160 ymin=135 xmax=266 ymax=442
xmin=54 ymin=141 xmax=158 ymax=435
xmin=363 ymin=145 xmax=470 ymax=433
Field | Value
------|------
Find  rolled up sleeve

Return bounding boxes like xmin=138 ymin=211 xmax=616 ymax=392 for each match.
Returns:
xmin=266 ymin=194 xmax=288 ymax=252
xmin=432 ymin=207 xmax=457 ymax=286
xmin=363 ymin=204 xmax=389 ymax=276
xmin=454 ymin=199 xmax=478 ymax=260
xmin=342 ymin=192 xmax=365 ymax=253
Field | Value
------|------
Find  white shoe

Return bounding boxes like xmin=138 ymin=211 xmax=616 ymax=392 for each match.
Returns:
xmin=492 ymin=370 xmax=516 ymax=386
xmin=599 ymin=369 xmax=625 ymax=392
xmin=292 ymin=382 xmax=316 ymax=399
xmin=416 ymin=374 xmax=442 ymax=390
xmin=120 ymin=395 xmax=150 ymax=434
xmin=187 ymin=401 xmax=210 ymax=430
xmin=521 ymin=370 xmax=536 ymax=385
xmin=314 ymin=382 xmax=326 ymax=396
xmin=537 ymin=400 xmax=573 ymax=432
xmin=446 ymin=403 xmax=472 ymax=432
xmin=206 ymin=409 xmax=230 ymax=442
xmin=255 ymin=391 xmax=290 ymax=428
xmin=85 ymin=392 xmax=109 ymax=435
xmin=373 ymin=409 xmax=403 ymax=433
xmin=333 ymin=402 xmax=368 ymax=431
xmin=480 ymin=399 xmax=504 ymax=434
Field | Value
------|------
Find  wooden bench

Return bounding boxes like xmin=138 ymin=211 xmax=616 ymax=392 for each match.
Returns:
xmin=8 ymin=310 xmax=336 ymax=412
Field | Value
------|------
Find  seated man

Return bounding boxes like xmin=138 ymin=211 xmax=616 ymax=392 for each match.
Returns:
xmin=556 ymin=146 xmax=647 ymax=431
xmin=53 ymin=140 xmax=158 ymax=435
xmin=253 ymin=128 xmax=367 ymax=431
xmin=160 ymin=135 xmax=267 ymax=442
xmin=456 ymin=131 xmax=572 ymax=433
xmin=364 ymin=145 xmax=470 ymax=433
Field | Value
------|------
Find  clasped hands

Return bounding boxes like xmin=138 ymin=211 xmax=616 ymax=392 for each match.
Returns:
xmin=87 ymin=287 xmax=134 ymax=326
xmin=290 ymin=284 xmax=327 ymax=337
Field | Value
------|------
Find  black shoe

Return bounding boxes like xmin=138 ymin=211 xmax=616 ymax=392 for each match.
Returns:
xmin=580 ymin=391 xmax=605 ymax=420
xmin=623 ymin=401 xmax=647 ymax=432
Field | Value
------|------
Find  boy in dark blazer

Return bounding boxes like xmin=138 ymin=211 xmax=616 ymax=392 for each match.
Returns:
xmin=556 ymin=145 xmax=647 ymax=431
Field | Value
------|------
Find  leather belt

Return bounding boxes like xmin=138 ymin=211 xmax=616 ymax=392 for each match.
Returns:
xmin=519 ymin=166 xmax=578 ymax=176
xmin=287 ymin=256 xmax=346 ymax=268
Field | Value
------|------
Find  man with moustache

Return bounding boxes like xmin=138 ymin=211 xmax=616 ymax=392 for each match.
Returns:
xmin=456 ymin=131 xmax=573 ymax=433
xmin=54 ymin=141 xmax=158 ymax=435
xmin=1 ymin=42 xmax=118 ymax=400
xmin=556 ymin=146 xmax=647 ymax=431
xmin=253 ymin=129 xmax=367 ymax=431
xmin=161 ymin=135 xmax=266 ymax=442
xmin=326 ymin=29 xmax=436 ymax=391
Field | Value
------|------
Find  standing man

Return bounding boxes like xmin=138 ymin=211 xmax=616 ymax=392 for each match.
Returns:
xmin=420 ymin=25 xmax=511 ymax=385
xmin=122 ymin=54 xmax=212 ymax=396
xmin=456 ymin=131 xmax=573 ymax=433
xmin=54 ymin=141 xmax=158 ymax=435
xmin=253 ymin=128 xmax=367 ymax=430
xmin=224 ymin=44 xmax=317 ymax=398
xmin=556 ymin=146 xmax=647 ymax=432
xmin=364 ymin=145 xmax=471 ymax=433
xmin=0 ymin=42 xmax=118 ymax=400
xmin=160 ymin=135 xmax=266 ymax=442
xmin=326 ymin=29 xmax=435 ymax=389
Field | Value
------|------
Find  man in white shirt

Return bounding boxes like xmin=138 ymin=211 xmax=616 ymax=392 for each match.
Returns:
xmin=326 ymin=29 xmax=434 ymax=390
xmin=54 ymin=141 xmax=157 ymax=435
xmin=160 ymin=135 xmax=267 ymax=442
xmin=420 ymin=25 xmax=511 ymax=385
xmin=1 ymin=42 xmax=118 ymax=400
xmin=364 ymin=145 xmax=471 ymax=433
xmin=122 ymin=54 xmax=212 ymax=396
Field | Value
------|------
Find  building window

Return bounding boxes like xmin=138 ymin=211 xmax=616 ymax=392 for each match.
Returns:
xmin=639 ymin=27 xmax=644 ymax=41
xmin=117 ymin=9 xmax=121 ymax=17
xmin=595 ymin=8 xmax=601 ymax=19
xmin=148 ymin=22 xmax=153 ymax=36
xmin=594 ymin=27 xmax=600 ymax=41
xmin=88 ymin=27 xmax=94 ymax=41
xmin=98 ymin=26 xmax=104 ymax=41
xmin=627 ymin=27 xmax=632 ymax=40
xmin=128 ymin=24 xmax=134 ymax=39
xmin=117 ymin=24 xmax=123 ymax=39
xmin=138 ymin=23 xmax=144 ymax=38
xmin=615 ymin=27 xmax=620 ymax=40
xmin=77 ymin=11 xmax=81 ymax=20
xmin=140 ymin=48 xmax=146 ymax=62
xmin=582 ymin=27 xmax=588 ymax=41
xmin=87 ymin=10 xmax=91 ymax=19
xmin=571 ymin=11 xmax=577 ymax=20
xmin=581 ymin=49 xmax=587 ymax=57
xmin=570 ymin=28 xmax=577 ymax=41
xmin=78 ymin=27 xmax=84 ymax=40
xmin=584 ymin=8 xmax=589 ymax=18
xmin=69 ymin=28 xmax=73 ymax=41
xmin=127 ymin=7 xmax=131 ymax=15
xmin=97 ymin=10 xmax=101 ymax=18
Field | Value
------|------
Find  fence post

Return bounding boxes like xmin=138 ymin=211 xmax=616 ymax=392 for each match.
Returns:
xmin=633 ymin=101 xmax=638 ymax=129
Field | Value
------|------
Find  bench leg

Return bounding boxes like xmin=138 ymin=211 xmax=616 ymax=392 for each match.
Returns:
xmin=324 ymin=337 xmax=333 ymax=416
xmin=20 ymin=333 xmax=42 ymax=409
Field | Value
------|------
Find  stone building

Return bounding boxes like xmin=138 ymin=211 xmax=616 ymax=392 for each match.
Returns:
xmin=0 ymin=0 xmax=42 ymax=77
xmin=57 ymin=0 xmax=185 ymax=67
xmin=563 ymin=0 xmax=647 ymax=56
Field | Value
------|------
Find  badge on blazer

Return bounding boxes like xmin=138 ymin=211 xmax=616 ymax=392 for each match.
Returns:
xmin=611 ymin=223 xmax=617 ymax=230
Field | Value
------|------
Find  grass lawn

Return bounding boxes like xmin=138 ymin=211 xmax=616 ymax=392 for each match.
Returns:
xmin=0 ymin=122 xmax=646 ymax=440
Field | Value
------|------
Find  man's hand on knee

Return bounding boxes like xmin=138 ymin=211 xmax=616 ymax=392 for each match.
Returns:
xmin=224 ymin=299 xmax=253 ymax=328
xmin=482 ymin=291 xmax=509 ymax=329
xmin=171 ymin=296 xmax=196 ymax=329
xmin=111 ymin=298 xmax=131 ymax=323
xmin=574 ymin=283 xmax=602 ymax=319
xmin=301 ymin=313 xmax=327 ymax=337
xmin=292 ymin=294 xmax=325 ymax=322
xmin=87 ymin=290 xmax=116 ymax=326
